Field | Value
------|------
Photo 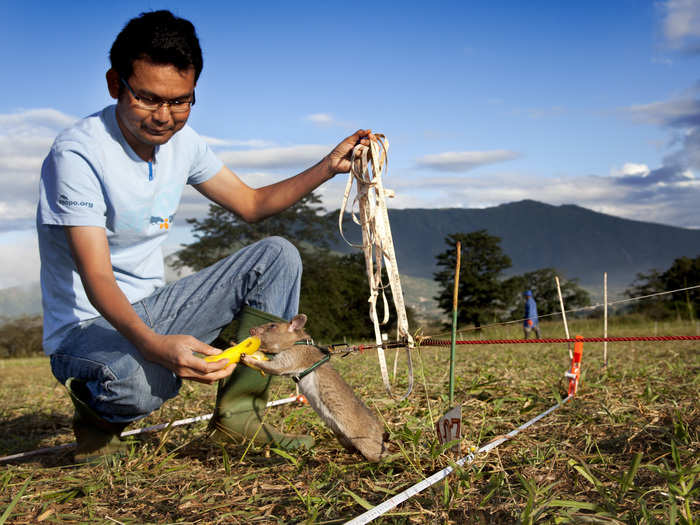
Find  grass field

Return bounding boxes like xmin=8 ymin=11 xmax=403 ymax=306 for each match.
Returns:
xmin=1 ymin=316 xmax=698 ymax=524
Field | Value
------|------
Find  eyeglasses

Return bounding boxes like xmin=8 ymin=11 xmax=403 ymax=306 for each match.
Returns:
xmin=120 ymin=77 xmax=195 ymax=113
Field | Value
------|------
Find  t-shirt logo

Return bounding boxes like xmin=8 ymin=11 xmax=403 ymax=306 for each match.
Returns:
xmin=150 ymin=215 xmax=174 ymax=229
xmin=59 ymin=194 xmax=94 ymax=208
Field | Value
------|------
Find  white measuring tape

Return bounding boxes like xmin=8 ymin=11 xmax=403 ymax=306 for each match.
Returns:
xmin=339 ymin=134 xmax=413 ymax=400
xmin=0 ymin=395 xmax=301 ymax=463
xmin=344 ymin=395 xmax=572 ymax=525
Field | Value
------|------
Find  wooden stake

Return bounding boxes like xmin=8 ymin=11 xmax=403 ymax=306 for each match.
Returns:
xmin=450 ymin=241 xmax=461 ymax=405
xmin=603 ymin=272 xmax=608 ymax=367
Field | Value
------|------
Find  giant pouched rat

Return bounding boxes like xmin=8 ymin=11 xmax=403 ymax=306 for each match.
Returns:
xmin=239 ymin=314 xmax=389 ymax=462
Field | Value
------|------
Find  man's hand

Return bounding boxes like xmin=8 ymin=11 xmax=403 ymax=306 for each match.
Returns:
xmin=326 ymin=129 xmax=373 ymax=176
xmin=140 ymin=334 xmax=236 ymax=384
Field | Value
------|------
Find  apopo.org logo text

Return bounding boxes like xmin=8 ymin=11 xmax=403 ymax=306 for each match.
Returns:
xmin=59 ymin=194 xmax=94 ymax=208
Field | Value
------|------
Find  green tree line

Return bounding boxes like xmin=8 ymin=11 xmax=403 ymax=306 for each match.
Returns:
xmin=0 ymin=316 xmax=43 ymax=358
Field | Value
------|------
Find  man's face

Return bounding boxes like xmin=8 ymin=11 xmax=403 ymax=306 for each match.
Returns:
xmin=108 ymin=58 xmax=195 ymax=158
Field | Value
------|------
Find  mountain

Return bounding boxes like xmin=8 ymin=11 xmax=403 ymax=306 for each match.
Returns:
xmin=330 ymin=200 xmax=700 ymax=291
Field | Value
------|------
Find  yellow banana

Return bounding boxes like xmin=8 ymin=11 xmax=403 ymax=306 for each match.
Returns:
xmin=204 ymin=336 xmax=268 ymax=371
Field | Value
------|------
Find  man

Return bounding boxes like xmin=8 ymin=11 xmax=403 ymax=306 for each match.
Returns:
xmin=522 ymin=290 xmax=541 ymax=339
xmin=37 ymin=10 xmax=371 ymax=461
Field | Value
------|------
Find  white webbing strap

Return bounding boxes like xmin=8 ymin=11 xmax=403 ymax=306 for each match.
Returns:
xmin=338 ymin=134 xmax=413 ymax=400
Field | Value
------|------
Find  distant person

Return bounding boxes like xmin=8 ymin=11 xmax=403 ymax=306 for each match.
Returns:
xmin=37 ymin=10 xmax=372 ymax=461
xmin=523 ymin=290 xmax=541 ymax=339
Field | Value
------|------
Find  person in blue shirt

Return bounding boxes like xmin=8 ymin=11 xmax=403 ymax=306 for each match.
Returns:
xmin=523 ymin=290 xmax=541 ymax=339
xmin=37 ymin=10 xmax=372 ymax=461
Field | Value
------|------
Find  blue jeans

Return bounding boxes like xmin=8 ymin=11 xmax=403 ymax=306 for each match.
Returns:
xmin=50 ymin=237 xmax=302 ymax=424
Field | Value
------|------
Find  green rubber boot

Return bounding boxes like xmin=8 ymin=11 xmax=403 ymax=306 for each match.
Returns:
xmin=65 ymin=378 xmax=132 ymax=463
xmin=208 ymin=306 xmax=314 ymax=450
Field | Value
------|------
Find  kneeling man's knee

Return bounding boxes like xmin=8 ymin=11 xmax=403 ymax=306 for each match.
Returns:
xmin=259 ymin=236 xmax=301 ymax=271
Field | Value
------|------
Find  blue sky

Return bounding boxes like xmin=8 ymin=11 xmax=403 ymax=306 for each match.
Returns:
xmin=1 ymin=0 xmax=699 ymax=288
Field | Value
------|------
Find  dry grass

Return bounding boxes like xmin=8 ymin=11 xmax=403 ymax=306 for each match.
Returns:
xmin=1 ymin=317 xmax=698 ymax=524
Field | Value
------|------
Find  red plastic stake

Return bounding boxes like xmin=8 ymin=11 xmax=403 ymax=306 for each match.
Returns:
xmin=296 ymin=394 xmax=309 ymax=405
xmin=566 ymin=335 xmax=584 ymax=396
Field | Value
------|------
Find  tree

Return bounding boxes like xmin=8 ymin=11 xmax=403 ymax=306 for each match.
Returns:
xmin=434 ymin=231 xmax=512 ymax=328
xmin=502 ymin=268 xmax=591 ymax=320
xmin=299 ymin=251 xmax=374 ymax=340
xmin=661 ymin=256 xmax=700 ymax=319
xmin=626 ymin=255 xmax=700 ymax=320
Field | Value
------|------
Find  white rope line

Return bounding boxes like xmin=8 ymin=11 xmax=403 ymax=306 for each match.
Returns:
xmin=122 ymin=413 xmax=213 ymax=437
xmin=345 ymin=395 xmax=573 ymax=525
xmin=266 ymin=395 xmax=301 ymax=407
xmin=431 ymin=283 xmax=700 ymax=338
xmin=0 ymin=396 xmax=300 ymax=463
xmin=0 ymin=443 xmax=76 ymax=463
xmin=546 ymin=283 xmax=700 ymax=319
xmin=339 ymin=133 xmax=413 ymax=400
xmin=595 ymin=283 xmax=700 ymax=308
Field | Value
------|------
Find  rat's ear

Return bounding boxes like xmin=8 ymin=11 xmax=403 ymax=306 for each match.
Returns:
xmin=288 ymin=314 xmax=307 ymax=331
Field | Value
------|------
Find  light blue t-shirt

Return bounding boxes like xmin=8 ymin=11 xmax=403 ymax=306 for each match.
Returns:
xmin=37 ymin=105 xmax=224 ymax=354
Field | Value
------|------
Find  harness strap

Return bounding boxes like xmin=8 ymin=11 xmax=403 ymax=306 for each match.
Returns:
xmin=292 ymin=346 xmax=331 ymax=383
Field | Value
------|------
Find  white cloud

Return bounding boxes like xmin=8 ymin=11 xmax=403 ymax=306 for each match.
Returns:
xmin=304 ymin=112 xmax=356 ymax=129
xmin=218 ymin=144 xmax=330 ymax=170
xmin=651 ymin=55 xmax=674 ymax=65
xmin=0 ymin=108 xmax=78 ymax=232
xmin=611 ymin=162 xmax=651 ymax=177
xmin=201 ymin=135 xmax=275 ymax=148
xmin=660 ymin=0 xmax=700 ymax=52
xmin=624 ymin=95 xmax=699 ymax=126
xmin=620 ymin=83 xmax=699 ymax=193
xmin=0 ymin=108 xmax=77 ymax=131
xmin=305 ymin=113 xmax=335 ymax=125
xmin=415 ymin=150 xmax=521 ymax=172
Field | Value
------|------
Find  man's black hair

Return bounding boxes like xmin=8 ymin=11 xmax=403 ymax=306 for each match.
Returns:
xmin=110 ymin=10 xmax=203 ymax=82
